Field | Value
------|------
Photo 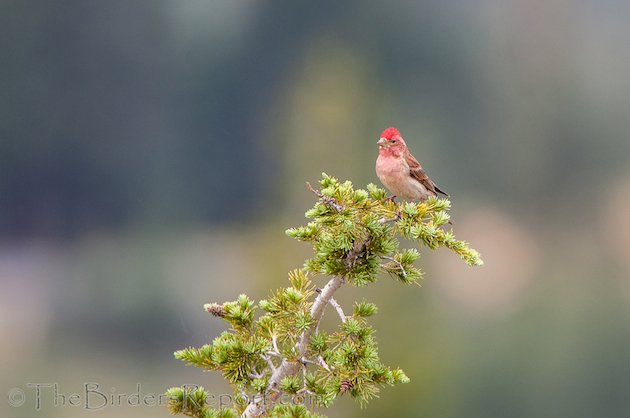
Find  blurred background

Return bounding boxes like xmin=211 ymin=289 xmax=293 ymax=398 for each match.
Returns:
xmin=2 ymin=1 xmax=630 ymax=417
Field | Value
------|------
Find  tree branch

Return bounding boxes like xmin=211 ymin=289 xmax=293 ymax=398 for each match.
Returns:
xmin=306 ymin=182 xmax=345 ymax=212
xmin=382 ymin=256 xmax=407 ymax=278
xmin=244 ymin=274 xmax=344 ymax=417
xmin=170 ymin=175 xmax=482 ymax=418
xmin=244 ymin=234 xmax=371 ymax=416
xmin=271 ymin=334 xmax=280 ymax=355
xmin=328 ymin=297 xmax=347 ymax=323
xmin=261 ymin=354 xmax=277 ymax=373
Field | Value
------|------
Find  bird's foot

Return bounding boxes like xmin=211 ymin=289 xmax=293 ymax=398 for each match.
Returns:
xmin=385 ymin=195 xmax=397 ymax=204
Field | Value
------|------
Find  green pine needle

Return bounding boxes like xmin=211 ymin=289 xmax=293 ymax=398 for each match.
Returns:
xmin=167 ymin=174 xmax=483 ymax=418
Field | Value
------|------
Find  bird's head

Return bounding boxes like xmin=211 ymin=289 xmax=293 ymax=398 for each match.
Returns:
xmin=377 ymin=127 xmax=406 ymax=156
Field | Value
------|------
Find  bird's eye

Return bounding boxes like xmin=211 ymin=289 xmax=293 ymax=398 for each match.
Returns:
xmin=391 ymin=139 xmax=397 ymax=143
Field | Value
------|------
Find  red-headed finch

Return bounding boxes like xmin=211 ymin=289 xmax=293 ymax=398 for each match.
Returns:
xmin=375 ymin=127 xmax=448 ymax=202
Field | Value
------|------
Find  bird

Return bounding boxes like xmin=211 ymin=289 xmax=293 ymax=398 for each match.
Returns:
xmin=375 ymin=127 xmax=448 ymax=202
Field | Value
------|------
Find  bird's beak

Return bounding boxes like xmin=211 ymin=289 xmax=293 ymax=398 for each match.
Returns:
xmin=377 ymin=138 xmax=388 ymax=148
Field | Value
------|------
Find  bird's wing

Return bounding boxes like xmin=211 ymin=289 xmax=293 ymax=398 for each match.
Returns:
xmin=405 ymin=150 xmax=449 ymax=197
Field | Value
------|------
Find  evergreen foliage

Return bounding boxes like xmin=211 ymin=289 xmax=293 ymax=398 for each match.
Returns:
xmin=166 ymin=174 xmax=482 ymax=417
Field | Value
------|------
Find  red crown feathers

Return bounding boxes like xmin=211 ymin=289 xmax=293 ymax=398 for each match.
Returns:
xmin=380 ymin=127 xmax=400 ymax=140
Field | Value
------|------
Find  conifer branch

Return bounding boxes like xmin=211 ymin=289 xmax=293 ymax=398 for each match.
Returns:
xmin=328 ymin=297 xmax=347 ymax=323
xmin=261 ymin=354 xmax=277 ymax=373
xmin=317 ymin=355 xmax=332 ymax=372
xmin=382 ymin=255 xmax=407 ymax=278
xmin=306 ymin=181 xmax=344 ymax=212
xmin=244 ymin=274 xmax=346 ymax=416
xmin=299 ymin=275 xmax=344 ymax=355
xmin=167 ymin=174 xmax=482 ymax=418
xmin=271 ymin=335 xmax=280 ymax=355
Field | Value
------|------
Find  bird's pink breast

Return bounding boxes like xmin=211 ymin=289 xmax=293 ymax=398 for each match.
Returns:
xmin=376 ymin=154 xmax=429 ymax=200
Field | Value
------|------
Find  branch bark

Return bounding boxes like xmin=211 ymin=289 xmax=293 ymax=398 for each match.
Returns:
xmin=243 ymin=275 xmax=344 ymax=417
xmin=328 ymin=297 xmax=347 ymax=323
xmin=243 ymin=190 xmax=368 ymax=417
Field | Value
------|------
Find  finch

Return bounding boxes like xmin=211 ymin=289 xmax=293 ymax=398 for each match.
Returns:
xmin=375 ymin=127 xmax=448 ymax=202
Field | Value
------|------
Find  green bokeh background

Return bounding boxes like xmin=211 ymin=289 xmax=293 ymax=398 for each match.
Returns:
xmin=2 ymin=1 xmax=630 ymax=417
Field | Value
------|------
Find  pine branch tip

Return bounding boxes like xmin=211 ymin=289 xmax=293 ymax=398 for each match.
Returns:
xmin=204 ymin=303 xmax=226 ymax=317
